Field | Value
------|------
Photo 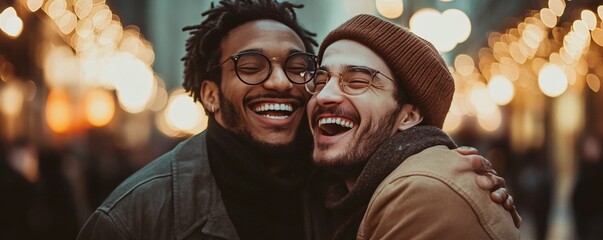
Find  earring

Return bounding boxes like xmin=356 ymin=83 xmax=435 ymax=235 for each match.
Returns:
xmin=211 ymin=106 xmax=215 ymax=112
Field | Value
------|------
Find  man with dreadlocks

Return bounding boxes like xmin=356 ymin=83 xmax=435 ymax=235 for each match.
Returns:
xmin=78 ymin=1 xmax=324 ymax=239
xmin=77 ymin=1 xmax=518 ymax=239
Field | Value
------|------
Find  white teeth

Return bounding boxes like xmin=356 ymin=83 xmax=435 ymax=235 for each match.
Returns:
xmin=264 ymin=114 xmax=288 ymax=120
xmin=254 ymin=103 xmax=293 ymax=112
xmin=318 ymin=117 xmax=354 ymax=128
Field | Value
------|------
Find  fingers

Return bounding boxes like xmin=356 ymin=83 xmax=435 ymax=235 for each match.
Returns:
xmin=453 ymin=146 xmax=479 ymax=155
xmin=503 ymin=196 xmax=522 ymax=228
xmin=490 ymin=187 xmax=509 ymax=203
xmin=476 ymin=173 xmax=506 ymax=191
xmin=468 ymin=154 xmax=497 ymax=175
xmin=512 ymin=209 xmax=522 ymax=228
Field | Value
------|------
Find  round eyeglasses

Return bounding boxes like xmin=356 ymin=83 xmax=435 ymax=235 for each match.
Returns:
xmin=304 ymin=66 xmax=396 ymax=95
xmin=216 ymin=51 xmax=318 ymax=85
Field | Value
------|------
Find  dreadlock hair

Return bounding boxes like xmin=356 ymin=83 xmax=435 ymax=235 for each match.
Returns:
xmin=181 ymin=0 xmax=318 ymax=104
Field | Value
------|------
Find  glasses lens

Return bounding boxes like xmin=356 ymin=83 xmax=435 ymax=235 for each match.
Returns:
xmin=235 ymin=53 xmax=270 ymax=84
xmin=342 ymin=67 xmax=373 ymax=95
xmin=305 ymin=70 xmax=329 ymax=94
xmin=285 ymin=53 xmax=317 ymax=84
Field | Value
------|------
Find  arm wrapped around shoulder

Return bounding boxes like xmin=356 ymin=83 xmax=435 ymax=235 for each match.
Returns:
xmin=357 ymin=146 xmax=519 ymax=240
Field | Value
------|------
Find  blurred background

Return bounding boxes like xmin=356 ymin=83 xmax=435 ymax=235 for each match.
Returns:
xmin=0 ymin=0 xmax=602 ymax=239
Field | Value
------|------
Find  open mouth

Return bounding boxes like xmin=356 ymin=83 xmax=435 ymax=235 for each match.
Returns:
xmin=251 ymin=103 xmax=296 ymax=120
xmin=317 ymin=117 xmax=355 ymax=136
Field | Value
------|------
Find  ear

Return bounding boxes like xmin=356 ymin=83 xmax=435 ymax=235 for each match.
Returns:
xmin=201 ymin=80 xmax=220 ymax=113
xmin=396 ymin=104 xmax=423 ymax=131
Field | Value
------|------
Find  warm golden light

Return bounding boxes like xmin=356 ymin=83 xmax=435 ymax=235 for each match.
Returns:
xmin=592 ymin=28 xmax=603 ymax=47
xmin=522 ymin=24 xmax=544 ymax=49
xmin=91 ymin=5 xmax=112 ymax=30
xmin=148 ymin=80 xmax=168 ymax=112
xmin=0 ymin=7 xmax=24 ymax=38
xmin=56 ymin=11 xmax=77 ymax=34
xmin=43 ymin=45 xmax=79 ymax=88
xmin=477 ymin=106 xmax=502 ymax=132
xmin=166 ymin=94 xmax=201 ymax=131
xmin=84 ymin=88 xmax=115 ymax=127
xmin=75 ymin=18 xmax=94 ymax=38
xmin=46 ymin=88 xmax=72 ymax=133
xmin=0 ymin=82 xmax=24 ymax=117
xmin=598 ymin=5 xmax=603 ymax=21
xmin=581 ymin=10 xmax=597 ymax=30
xmin=454 ymin=54 xmax=475 ymax=76
xmin=443 ymin=100 xmax=463 ymax=134
xmin=27 ymin=0 xmax=44 ymax=12
xmin=442 ymin=9 xmax=472 ymax=43
xmin=538 ymin=63 xmax=568 ymax=97
xmin=74 ymin=0 xmax=93 ymax=19
xmin=98 ymin=21 xmax=123 ymax=46
xmin=100 ymin=53 xmax=154 ymax=113
xmin=375 ymin=0 xmax=403 ymax=19
xmin=509 ymin=42 xmax=528 ymax=64
xmin=540 ymin=8 xmax=557 ymax=28
xmin=488 ymin=75 xmax=515 ymax=105
xmin=586 ymin=73 xmax=601 ymax=92
xmin=46 ymin=0 xmax=67 ymax=19
xmin=469 ymin=83 xmax=498 ymax=115
xmin=548 ymin=0 xmax=565 ymax=17
xmin=164 ymin=89 xmax=208 ymax=135
xmin=410 ymin=9 xmax=441 ymax=44
xmin=410 ymin=8 xmax=464 ymax=52
xmin=553 ymin=91 xmax=583 ymax=133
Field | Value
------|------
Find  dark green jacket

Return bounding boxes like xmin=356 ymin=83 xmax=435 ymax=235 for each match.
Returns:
xmin=77 ymin=132 xmax=239 ymax=240
xmin=76 ymin=132 xmax=332 ymax=240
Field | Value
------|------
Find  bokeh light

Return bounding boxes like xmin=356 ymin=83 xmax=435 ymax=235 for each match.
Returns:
xmin=488 ymin=75 xmax=515 ymax=105
xmin=540 ymin=8 xmax=557 ymax=28
xmin=410 ymin=8 xmax=471 ymax=52
xmin=477 ymin=106 xmax=502 ymax=132
xmin=0 ymin=81 xmax=24 ymax=117
xmin=99 ymin=53 xmax=154 ymax=113
xmin=375 ymin=0 xmax=403 ymax=19
xmin=586 ymin=73 xmax=601 ymax=92
xmin=548 ymin=0 xmax=566 ymax=17
xmin=27 ymin=0 xmax=44 ymax=12
xmin=538 ymin=63 xmax=568 ymax=97
xmin=45 ymin=88 xmax=72 ymax=133
xmin=84 ymin=88 xmax=115 ymax=127
xmin=0 ymin=7 xmax=24 ymax=38
xmin=162 ymin=89 xmax=207 ymax=136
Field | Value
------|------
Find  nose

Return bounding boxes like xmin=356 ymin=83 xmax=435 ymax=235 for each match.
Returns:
xmin=315 ymin=76 xmax=344 ymax=107
xmin=262 ymin=64 xmax=293 ymax=92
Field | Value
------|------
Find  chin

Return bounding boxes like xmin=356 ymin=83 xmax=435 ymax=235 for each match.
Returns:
xmin=253 ymin=132 xmax=296 ymax=146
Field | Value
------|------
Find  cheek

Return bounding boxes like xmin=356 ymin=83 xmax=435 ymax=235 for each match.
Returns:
xmin=306 ymin=97 xmax=317 ymax=113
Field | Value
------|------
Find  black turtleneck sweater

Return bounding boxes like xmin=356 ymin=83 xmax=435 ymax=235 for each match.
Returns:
xmin=206 ymin=117 xmax=313 ymax=240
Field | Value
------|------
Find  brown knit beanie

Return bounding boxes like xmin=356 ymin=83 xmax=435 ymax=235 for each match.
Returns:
xmin=318 ymin=14 xmax=454 ymax=128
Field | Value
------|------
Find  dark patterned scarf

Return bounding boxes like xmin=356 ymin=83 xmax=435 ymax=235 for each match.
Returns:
xmin=325 ymin=126 xmax=457 ymax=240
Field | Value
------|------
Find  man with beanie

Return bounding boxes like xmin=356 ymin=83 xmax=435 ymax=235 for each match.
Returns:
xmin=305 ymin=14 xmax=520 ymax=239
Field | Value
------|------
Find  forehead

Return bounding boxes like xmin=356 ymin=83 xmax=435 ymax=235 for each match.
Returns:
xmin=220 ymin=19 xmax=305 ymax=57
xmin=321 ymin=40 xmax=393 ymax=77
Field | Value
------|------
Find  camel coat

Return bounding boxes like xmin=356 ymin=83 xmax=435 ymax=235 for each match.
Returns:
xmin=357 ymin=146 xmax=520 ymax=240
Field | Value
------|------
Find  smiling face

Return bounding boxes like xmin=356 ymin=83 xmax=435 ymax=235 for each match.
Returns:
xmin=307 ymin=40 xmax=418 ymax=178
xmin=210 ymin=20 xmax=310 ymax=146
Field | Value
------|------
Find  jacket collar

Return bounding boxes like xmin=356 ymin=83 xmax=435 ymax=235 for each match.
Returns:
xmin=171 ymin=131 xmax=239 ymax=240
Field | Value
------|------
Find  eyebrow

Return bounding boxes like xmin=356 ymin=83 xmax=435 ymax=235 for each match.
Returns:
xmin=237 ymin=48 xmax=303 ymax=56
xmin=318 ymin=64 xmax=362 ymax=71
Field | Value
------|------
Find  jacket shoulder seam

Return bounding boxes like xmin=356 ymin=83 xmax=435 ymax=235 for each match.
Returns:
xmin=100 ymin=172 xmax=173 ymax=211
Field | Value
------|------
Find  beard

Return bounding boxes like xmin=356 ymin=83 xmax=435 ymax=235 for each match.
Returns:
xmin=314 ymin=106 xmax=402 ymax=179
xmin=218 ymin=89 xmax=305 ymax=152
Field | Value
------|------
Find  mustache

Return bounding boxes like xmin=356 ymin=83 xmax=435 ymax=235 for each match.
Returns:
xmin=243 ymin=93 xmax=307 ymax=106
xmin=311 ymin=106 xmax=360 ymax=123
